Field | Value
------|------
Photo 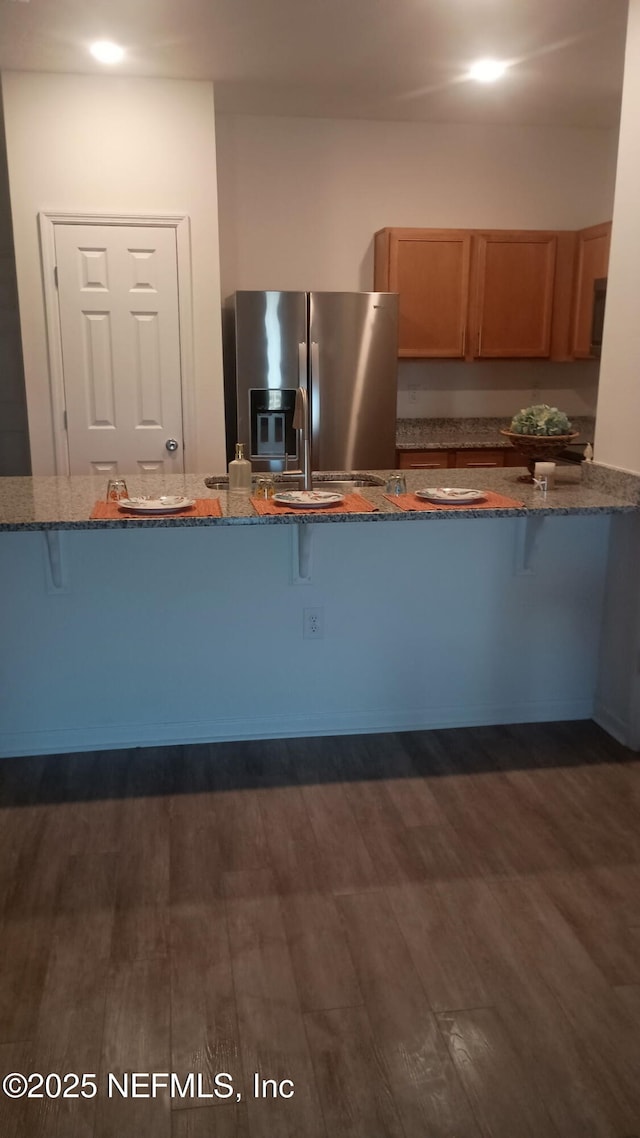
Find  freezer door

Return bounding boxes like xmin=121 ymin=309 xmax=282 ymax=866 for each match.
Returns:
xmin=309 ymin=292 xmax=399 ymax=470
xmin=234 ymin=291 xmax=307 ymax=471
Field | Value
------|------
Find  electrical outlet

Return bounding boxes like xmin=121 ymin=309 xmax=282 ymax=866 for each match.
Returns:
xmin=408 ymin=384 xmax=418 ymax=404
xmin=303 ymin=606 xmax=324 ymax=639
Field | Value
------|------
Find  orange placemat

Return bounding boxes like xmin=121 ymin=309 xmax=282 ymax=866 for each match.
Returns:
xmin=251 ymin=492 xmax=377 ymax=516
xmin=90 ymin=498 xmax=223 ymax=520
xmin=384 ymin=490 xmax=525 ymax=511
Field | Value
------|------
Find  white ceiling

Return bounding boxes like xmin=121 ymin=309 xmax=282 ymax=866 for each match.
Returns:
xmin=0 ymin=0 xmax=629 ymax=127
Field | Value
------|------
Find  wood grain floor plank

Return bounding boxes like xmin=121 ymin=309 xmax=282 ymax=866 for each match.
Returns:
xmin=304 ymin=1006 xmax=405 ymax=1138
xmin=337 ymin=889 xmax=481 ymax=1138
xmin=43 ymin=751 xmax=129 ymax=857
xmin=280 ymin=892 xmax=362 ymax=1013
xmin=0 ymin=803 xmax=74 ymax=1043
xmin=17 ymin=852 xmax=115 ymax=1138
xmin=226 ymin=888 xmax=326 ymax=1137
xmin=222 ymin=868 xmax=278 ymax=902
xmin=1 ymin=724 xmax=639 ymax=1138
xmin=402 ymin=729 xmax=527 ymax=876
xmin=436 ymin=877 xmax=633 ymax=1138
xmin=171 ymin=1103 xmax=249 ymax=1136
xmin=342 ymin=777 xmax=432 ymax=885
xmin=592 ymin=863 xmax=640 ymax=926
xmin=0 ymin=1041 xmax=32 ymax=1138
xmin=170 ymin=791 xmax=225 ymax=906
xmin=95 ymin=955 xmax=171 ymax=1138
xmin=387 ymin=881 xmax=489 ymax=1012
xmin=541 ymin=868 xmax=640 ymax=985
xmin=111 ymin=793 xmax=170 ymax=961
xmin=169 ymin=901 xmax=240 ymax=1107
xmin=404 ymin=814 xmax=473 ymax=882
xmin=0 ymin=756 xmax=46 ymax=913
xmin=2 ymin=806 xmax=67 ymax=920
xmin=284 ymin=733 xmax=342 ymax=788
xmin=503 ymin=726 xmax=639 ymax=867
xmin=257 ymin=784 xmax=326 ymax=895
xmin=300 ymin=782 xmax=379 ymax=895
xmin=425 ymin=729 xmax=575 ymax=876
xmin=439 ymin=1006 xmax=559 ymax=1137
xmin=212 ymin=790 xmax=269 ymax=874
xmin=0 ymin=914 xmax=54 ymax=1043
xmin=32 ymin=851 xmax=115 ymax=1048
xmin=490 ymin=875 xmax=640 ymax=1127
xmin=615 ymin=982 xmax=640 ymax=1025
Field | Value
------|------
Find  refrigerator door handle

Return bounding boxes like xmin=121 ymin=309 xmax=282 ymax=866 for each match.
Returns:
xmin=298 ymin=341 xmax=307 ymax=388
xmin=310 ymin=340 xmax=320 ymax=445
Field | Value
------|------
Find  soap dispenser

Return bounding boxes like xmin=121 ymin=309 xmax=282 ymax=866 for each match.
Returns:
xmin=228 ymin=442 xmax=252 ymax=492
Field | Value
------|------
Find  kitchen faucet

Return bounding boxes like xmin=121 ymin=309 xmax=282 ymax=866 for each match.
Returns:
xmin=292 ymin=386 xmax=312 ymax=490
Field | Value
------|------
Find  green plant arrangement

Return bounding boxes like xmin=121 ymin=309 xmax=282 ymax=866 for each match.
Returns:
xmin=508 ymin=404 xmax=573 ymax=436
xmin=500 ymin=404 xmax=579 ymax=481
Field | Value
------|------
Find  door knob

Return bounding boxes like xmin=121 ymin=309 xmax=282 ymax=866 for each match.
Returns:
xmin=165 ymin=438 xmax=179 ymax=453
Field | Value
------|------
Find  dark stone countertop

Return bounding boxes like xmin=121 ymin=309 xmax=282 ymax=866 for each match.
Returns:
xmin=396 ymin=416 xmax=595 ymax=451
xmin=0 ymin=461 xmax=637 ymax=531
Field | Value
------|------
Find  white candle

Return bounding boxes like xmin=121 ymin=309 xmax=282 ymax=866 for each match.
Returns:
xmin=534 ymin=461 xmax=556 ymax=489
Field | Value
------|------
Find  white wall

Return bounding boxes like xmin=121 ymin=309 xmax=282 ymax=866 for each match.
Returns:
xmin=216 ymin=114 xmax=618 ymax=419
xmin=0 ymin=516 xmax=610 ymax=756
xmin=1 ymin=72 xmax=226 ymax=476
xmin=594 ymin=0 xmax=640 ymax=473
xmin=0 ymin=93 xmax=29 ymax=475
xmin=396 ymin=360 xmax=600 ymax=421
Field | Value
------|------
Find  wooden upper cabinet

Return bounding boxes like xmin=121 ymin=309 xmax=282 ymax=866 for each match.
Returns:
xmin=374 ymin=228 xmax=471 ymax=357
xmin=470 ymin=232 xmax=557 ymax=358
xmin=571 ymin=222 xmax=612 ymax=358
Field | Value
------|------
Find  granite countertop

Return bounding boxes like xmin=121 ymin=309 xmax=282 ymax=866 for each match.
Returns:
xmin=0 ymin=463 xmax=637 ymax=531
xmin=396 ymin=416 xmax=596 ymax=451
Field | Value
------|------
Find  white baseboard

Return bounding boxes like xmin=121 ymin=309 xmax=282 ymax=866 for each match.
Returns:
xmin=0 ymin=698 xmax=594 ymax=758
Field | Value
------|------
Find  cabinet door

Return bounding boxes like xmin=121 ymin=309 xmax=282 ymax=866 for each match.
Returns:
xmin=397 ymin=449 xmax=450 ymax=469
xmin=472 ymin=233 xmax=557 ymax=358
xmin=571 ymin=222 xmax=612 ymax=358
xmin=377 ymin=229 xmax=471 ymax=357
xmin=454 ymin=449 xmax=505 ymax=469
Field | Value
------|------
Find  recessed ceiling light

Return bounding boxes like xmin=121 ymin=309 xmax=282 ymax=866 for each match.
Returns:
xmin=90 ymin=41 xmax=125 ymax=65
xmin=468 ymin=59 xmax=509 ymax=83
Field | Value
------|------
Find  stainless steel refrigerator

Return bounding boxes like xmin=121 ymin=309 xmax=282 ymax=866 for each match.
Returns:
xmin=227 ymin=290 xmax=399 ymax=473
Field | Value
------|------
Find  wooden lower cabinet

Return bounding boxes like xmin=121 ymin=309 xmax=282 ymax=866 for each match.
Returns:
xmin=503 ymin=448 xmax=529 ymax=467
xmin=396 ymin=447 xmax=525 ymax=469
xmin=397 ymin=449 xmax=450 ymax=470
xmin=454 ymin=448 xmax=505 ymax=468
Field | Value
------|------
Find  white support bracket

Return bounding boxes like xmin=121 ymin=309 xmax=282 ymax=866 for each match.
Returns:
xmin=290 ymin=523 xmax=313 ymax=584
xmin=513 ymin=515 xmax=545 ymax=576
xmin=43 ymin=530 xmax=70 ymax=593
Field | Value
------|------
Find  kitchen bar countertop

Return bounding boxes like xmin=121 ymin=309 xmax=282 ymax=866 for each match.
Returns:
xmin=396 ymin=416 xmax=596 ymax=451
xmin=0 ymin=462 xmax=637 ymax=531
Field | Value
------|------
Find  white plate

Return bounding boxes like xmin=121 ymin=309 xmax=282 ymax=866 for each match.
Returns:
xmin=273 ymin=490 xmax=344 ymax=509
xmin=415 ymin=487 xmax=486 ymax=504
xmin=117 ymin=495 xmax=195 ymax=513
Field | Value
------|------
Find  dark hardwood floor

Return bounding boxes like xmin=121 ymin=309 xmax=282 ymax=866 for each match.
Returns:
xmin=1 ymin=720 xmax=640 ymax=1137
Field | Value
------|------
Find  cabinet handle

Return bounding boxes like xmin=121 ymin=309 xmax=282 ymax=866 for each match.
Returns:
xmin=462 ymin=326 xmax=467 ymax=355
xmin=463 ymin=461 xmax=500 ymax=467
xmin=410 ymin=462 xmax=446 ymax=468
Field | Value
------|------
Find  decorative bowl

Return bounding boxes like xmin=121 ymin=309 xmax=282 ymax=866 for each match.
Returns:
xmin=500 ymin=430 xmax=580 ymax=481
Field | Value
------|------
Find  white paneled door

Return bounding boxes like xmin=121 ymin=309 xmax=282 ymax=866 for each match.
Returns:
xmin=54 ymin=223 xmax=184 ymax=475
